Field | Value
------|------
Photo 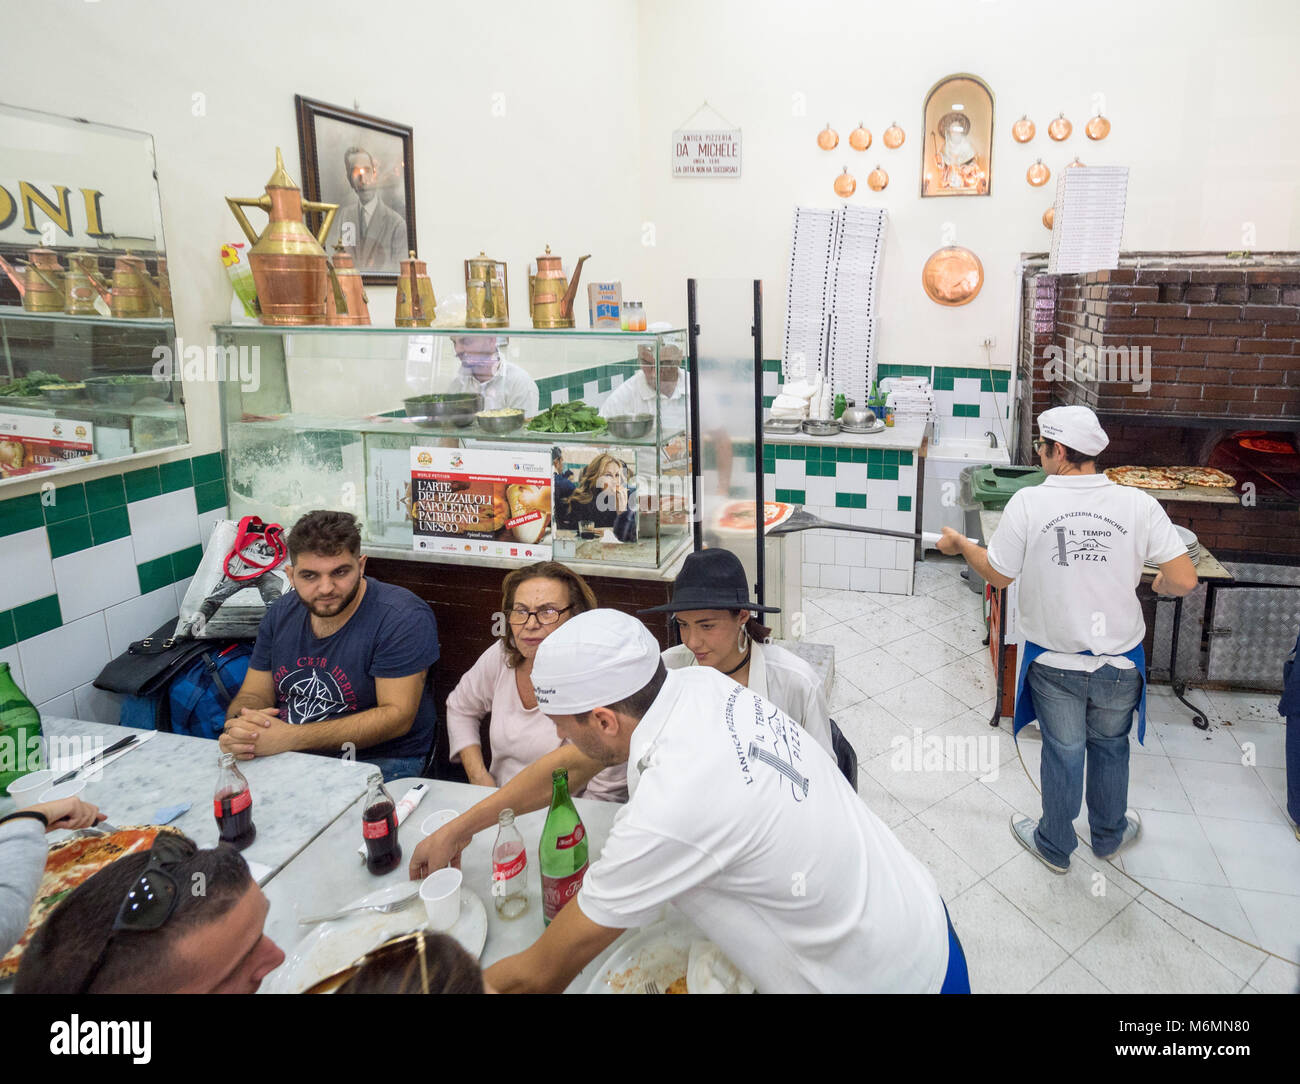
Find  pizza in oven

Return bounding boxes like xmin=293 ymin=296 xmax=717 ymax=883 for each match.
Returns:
xmin=0 ymin=825 xmax=183 ymax=979
xmin=1104 ymin=466 xmax=1185 ymax=490
xmin=1161 ymin=466 xmax=1237 ymax=488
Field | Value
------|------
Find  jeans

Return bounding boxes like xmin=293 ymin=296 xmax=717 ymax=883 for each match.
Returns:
xmin=364 ymin=755 xmax=427 ymax=783
xmin=1287 ymin=714 xmax=1300 ymax=825
xmin=1027 ymin=662 xmax=1142 ymax=867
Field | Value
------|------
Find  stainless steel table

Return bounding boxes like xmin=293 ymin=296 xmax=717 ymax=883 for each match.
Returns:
xmin=261 ymin=778 xmax=626 ymax=993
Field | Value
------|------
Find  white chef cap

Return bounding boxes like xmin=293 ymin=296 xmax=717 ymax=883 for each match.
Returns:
xmin=1037 ymin=405 xmax=1110 ymax=457
xmin=531 ymin=609 xmax=662 ymax=715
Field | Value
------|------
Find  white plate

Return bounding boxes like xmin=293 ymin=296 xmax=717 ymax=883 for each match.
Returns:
xmin=585 ymin=912 xmax=704 ymax=994
xmin=264 ymin=885 xmax=488 ymax=994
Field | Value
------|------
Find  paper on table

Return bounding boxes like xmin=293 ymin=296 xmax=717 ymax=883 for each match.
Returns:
xmin=246 ymin=859 xmax=275 ymax=885
xmin=357 ymin=781 xmax=430 ymax=860
xmin=52 ymin=730 xmax=156 ymax=778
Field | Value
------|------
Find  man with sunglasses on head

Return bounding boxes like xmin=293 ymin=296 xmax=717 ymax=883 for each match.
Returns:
xmin=14 ymin=833 xmax=284 ymax=994
xmin=937 ymin=405 xmax=1197 ymax=875
xmin=219 ymin=510 xmax=440 ymax=782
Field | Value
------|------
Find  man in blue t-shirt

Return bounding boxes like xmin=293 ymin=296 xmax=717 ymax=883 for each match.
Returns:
xmin=219 ymin=510 xmax=440 ymax=782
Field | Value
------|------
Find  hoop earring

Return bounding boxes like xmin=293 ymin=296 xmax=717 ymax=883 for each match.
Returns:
xmin=737 ymin=625 xmax=750 ymax=655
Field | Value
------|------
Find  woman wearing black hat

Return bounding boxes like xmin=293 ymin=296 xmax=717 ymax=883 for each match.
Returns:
xmin=640 ymin=548 xmax=833 ymax=755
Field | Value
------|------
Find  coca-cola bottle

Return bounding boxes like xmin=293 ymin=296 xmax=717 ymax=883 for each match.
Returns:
xmin=213 ymin=752 xmax=256 ymax=850
xmin=539 ymin=768 xmax=588 ymax=925
xmin=362 ymin=774 xmax=402 ymax=875
xmin=491 ymin=808 xmax=528 ymax=919
xmin=0 ymin=663 xmax=42 ymax=796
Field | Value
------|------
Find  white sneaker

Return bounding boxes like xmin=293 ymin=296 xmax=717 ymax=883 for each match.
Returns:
xmin=1010 ymin=813 xmax=1068 ymax=874
xmin=1095 ymin=810 xmax=1141 ymax=860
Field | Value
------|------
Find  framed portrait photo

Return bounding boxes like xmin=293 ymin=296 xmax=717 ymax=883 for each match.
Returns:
xmin=295 ymin=95 xmax=417 ymax=284
xmin=920 ymin=74 xmax=994 ymax=198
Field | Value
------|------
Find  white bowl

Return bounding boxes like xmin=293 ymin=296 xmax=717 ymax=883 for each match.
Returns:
xmin=6 ymin=769 xmax=55 ymax=802
xmin=38 ymin=779 xmax=87 ymax=803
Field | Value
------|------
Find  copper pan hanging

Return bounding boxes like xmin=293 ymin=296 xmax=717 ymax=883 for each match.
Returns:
xmin=922 ymin=246 xmax=984 ymax=307
xmin=1048 ymin=113 xmax=1072 ymax=141
xmin=883 ymin=122 xmax=905 ymax=149
xmin=1012 ymin=115 xmax=1035 ymax=143
xmin=1086 ymin=113 xmax=1111 ymax=140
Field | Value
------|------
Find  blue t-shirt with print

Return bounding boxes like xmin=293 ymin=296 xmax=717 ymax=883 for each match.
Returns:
xmin=249 ymin=578 xmax=440 ymax=761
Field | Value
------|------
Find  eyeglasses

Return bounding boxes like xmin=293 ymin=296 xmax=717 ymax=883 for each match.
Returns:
xmin=79 ymin=832 xmax=192 ymax=993
xmin=1033 ymin=438 xmax=1047 ymax=453
xmin=508 ymin=605 xmax=572 ymax=627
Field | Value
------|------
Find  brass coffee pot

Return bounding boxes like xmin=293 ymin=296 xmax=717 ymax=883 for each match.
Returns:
xmin=464 ymin=252 xmax=508 ymax=328
xmin=0 ymin=248 xmax=65 ymax=313
xmin=326 ymin=242 xmax=371 ymax=326
xmin=395 ymin=251 xmax=436 ymax=327
xmin=156 ymin=256 xmax=173 ymax=318
xmin=64 ymin=251 xmax=112 ymax=315
xmin=226 ymin=147 xmax=338 ymax=326
xmin=528 ymin=245 xmax=590 ymax=328
xmin=109 ymin=253 xmax=163 ymax=318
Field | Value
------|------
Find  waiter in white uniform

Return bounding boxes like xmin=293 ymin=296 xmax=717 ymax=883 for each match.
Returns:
xmin=938 ymin=405 xmax=1197 ymax=873
xmin=445 ymin=335 xmax=540 ymax=416
xmin=478 ymin=609 xmax=968 ymax=994
xmin=598 ymin=342 xmax=687 ymax=431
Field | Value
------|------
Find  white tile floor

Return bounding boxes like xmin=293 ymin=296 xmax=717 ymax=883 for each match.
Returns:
xmin=801 ymin=554 xmax=1300 ymax=993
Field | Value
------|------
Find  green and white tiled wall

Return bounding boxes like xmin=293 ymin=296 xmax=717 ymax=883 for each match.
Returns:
xmin=762 ymin=360 xmax=1012 ymax=439
xmin=536 ymin=362 xmax=636 ymax=411
xmin=762 ymin=442 xmax=917 ymax=594
xmin=0 ymin=452 xmax=228 ymax=722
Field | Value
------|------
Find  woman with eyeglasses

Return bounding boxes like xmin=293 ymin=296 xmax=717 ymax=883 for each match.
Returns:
xmin=444 ymin=561 xmax=627 ymax=801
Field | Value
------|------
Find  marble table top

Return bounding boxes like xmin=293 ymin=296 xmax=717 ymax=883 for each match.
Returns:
xmin=261 ymin=778 xmax=626 ymax=993
xmin=2 ymin=718 xmax=375 ymax=885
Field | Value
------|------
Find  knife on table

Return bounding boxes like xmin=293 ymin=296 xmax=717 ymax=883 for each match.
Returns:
xmin=52 ymin=735 xmax=139 ymax=785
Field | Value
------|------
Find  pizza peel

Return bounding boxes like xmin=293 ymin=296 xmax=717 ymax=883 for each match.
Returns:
xmin=765 ymin=504 xmax=975 ymax=547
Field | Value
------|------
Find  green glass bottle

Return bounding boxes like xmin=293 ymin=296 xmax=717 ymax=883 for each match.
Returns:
xmin=539 ymin=768 xmax=589 ymax=925
xmin=0 ymin=663 xmax=43 ymax=796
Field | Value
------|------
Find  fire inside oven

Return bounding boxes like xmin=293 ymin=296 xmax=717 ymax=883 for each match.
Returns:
xmin=1208 ymin=430 xmax=1300 ymax=502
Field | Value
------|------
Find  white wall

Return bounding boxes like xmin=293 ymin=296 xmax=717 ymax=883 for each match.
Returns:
xmin=1 ymin=0 xmax=642 ymax=495
xmin=636 ymin=0 xmax=1300 ymax=365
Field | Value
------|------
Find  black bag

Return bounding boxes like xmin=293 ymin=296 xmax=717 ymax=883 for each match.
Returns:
xmin=94 ymin=620 xmax=213 ymax=702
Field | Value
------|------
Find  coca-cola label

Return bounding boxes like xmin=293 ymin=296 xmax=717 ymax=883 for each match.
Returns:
xmin=213 ymin=790 xmax=251 ymax=818
xmin=554 ymin=823 xmax=585 ymax=849
xmin=542 ymin=862 xmax=588 ymax=922
xmin=493 ymin=850 xmax=527 ymax=881
xmin=362 ymin=817 xmax=391 ymax=840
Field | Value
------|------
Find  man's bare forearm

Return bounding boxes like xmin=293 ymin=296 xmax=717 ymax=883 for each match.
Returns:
xmin=959 ymin=538 xmax=1012 ymax=589
xmin=452 ymin=745 xmax=603 ymax=841
xmin=285 ymin=705 xmax=414 ymax=754
xmin=226 ymin=691 xmax=271 ymax=721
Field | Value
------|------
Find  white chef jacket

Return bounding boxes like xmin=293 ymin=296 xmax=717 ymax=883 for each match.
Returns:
xmin=446 ymin=359 xmax=540 ymax=416
xmin=661 ymin=639 xmax=833 ymax=756
xmin=598 ymin=371 xmax=686 ymax=432
xmin=576 ymin=668 xmax=949 ymax=993
xmin=986 ymin=474 xmax=1187 ymax=670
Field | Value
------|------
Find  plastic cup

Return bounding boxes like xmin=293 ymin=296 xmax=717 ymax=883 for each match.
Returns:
xmin=38 ymin=779 xmax=87 ymax=803
xmin=6 ymin=769 xmax=55 ymax=803
xmin=420 ymin=809 xmax=459 ymax=836
xmin=419 ymin=868 xmax=462 ymax=932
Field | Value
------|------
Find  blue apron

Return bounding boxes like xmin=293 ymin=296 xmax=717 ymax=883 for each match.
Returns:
xmin=1012 ymin=640 xmax=1148 ymax=745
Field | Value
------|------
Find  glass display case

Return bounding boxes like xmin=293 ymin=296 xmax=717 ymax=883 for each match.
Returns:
xmin=214 ymin=325 xmax=692 ymax=572
xmin=0 ymin=103 xmax=185 ymax=482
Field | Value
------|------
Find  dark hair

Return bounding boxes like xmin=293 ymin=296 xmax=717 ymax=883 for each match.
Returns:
xmin=288 ymin=510 xmax=362 ymax=562
xmin=673 ymin=610 xmax=771 ymax=645
xmin=334 ymin=932 xmax=484 ymax=994
xmin=578 ymin=660 xmax=668 ymax=724
xmin=1047 ymin=440 xmax=1094 ymax=466
xmin=499 ymin=561 xmax=598 ymax=668
xmin=15 ymin=836 xmax=253 ymax=994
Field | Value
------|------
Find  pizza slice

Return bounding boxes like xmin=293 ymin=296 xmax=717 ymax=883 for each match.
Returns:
xmin=1104 ymin=466 xmax=1185 ymax=490
xmin=1162 ymin=466 xmax=1237 ymax=488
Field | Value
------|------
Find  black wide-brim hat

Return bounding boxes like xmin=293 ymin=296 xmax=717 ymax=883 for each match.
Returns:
xmin=638 ymin=547 xmax=781 ymax=615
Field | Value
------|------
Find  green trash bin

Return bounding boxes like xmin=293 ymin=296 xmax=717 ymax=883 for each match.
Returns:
xmin=957 ymin=464 xmax=1046 ymax=595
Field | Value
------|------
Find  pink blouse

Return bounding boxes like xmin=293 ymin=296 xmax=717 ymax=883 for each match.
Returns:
xmin=445 ymin=640 xmax=628 ymax=803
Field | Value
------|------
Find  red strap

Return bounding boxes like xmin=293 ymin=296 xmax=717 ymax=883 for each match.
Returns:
xmin=223 ymin=516 xmax=287 ymax=582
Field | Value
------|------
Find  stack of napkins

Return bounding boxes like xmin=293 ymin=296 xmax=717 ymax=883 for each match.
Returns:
xmin=770 ymin=372 xmax=833 ymax=420
xmin=1048 ymin=166 xmax=1129 ymax=274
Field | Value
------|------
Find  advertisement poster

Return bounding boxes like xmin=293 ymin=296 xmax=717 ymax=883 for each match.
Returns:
xmin=0 ymin=412 xmax=95 ymax=478
xmin=410 ymin=446 xmax=552 ymax=560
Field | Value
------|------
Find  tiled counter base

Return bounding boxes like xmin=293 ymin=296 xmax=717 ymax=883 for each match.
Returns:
xmin=762 ymin=421 xmax=925 ymax=595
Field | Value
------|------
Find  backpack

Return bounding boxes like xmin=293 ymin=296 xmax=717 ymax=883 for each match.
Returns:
xmin=117 ymin=643 xmax=252 ymax=740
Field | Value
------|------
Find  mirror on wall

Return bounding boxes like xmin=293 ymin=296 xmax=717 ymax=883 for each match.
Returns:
xmin=0 ymin=102 xmax=185 ymax=483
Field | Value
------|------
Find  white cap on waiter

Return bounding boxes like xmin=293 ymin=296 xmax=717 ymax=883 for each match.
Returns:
xmin=531 ymin=609 xmax=661 ymax=716
xmin=1037 ymin=405 xmax=1109 ymax=457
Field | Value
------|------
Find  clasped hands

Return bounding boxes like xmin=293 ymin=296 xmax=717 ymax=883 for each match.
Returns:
xmin=219 ymin=706 xmax=299 ymax=759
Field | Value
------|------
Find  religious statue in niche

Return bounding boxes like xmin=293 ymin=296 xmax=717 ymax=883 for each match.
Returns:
xmin=921 ymin=74 xmax=994 ymax=197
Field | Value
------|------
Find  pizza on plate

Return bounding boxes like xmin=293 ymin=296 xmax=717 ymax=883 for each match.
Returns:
xmin=1161 ymin=466 xmax=1237 ymax=488
xmin=0 ymin=825 xmax=182 ymax=979
xmin=1104 ymin=466 xmax=1185 ymax=490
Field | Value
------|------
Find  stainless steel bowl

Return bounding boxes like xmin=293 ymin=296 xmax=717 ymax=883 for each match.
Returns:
xmin=40 ymin=384 xmax=88 ymax=405
xmin=840 ymin=406 xmax=876 ymax=427
xmin=404 ymin=393 xmax=483 ymax=428
xmin=605 ymin=413 xmax=654 ymax=439
xmin=475 ymin=410 xmax=525 ymax=434
xmin=802 ymin=418 xmax=842 ymax=436
xmin=85 ymin=376 xmax=170 ymax=406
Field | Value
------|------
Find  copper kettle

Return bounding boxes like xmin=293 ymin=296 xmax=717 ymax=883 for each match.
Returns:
xmin=464 ymin=252 xmax=508 ymax=328
xmin=325 ymin=242 xmax=370 ymax=326
xmin=528 ymin=245 xmax=590 ymax=329
xmin=64 ymin=251 xmax=112 ymax=315
xmin=395 ymin=251 xmax=436 ymax=327
xmin=109 ymin=253 xmax=163 ymax=318
xmin=0 ymin=248 xmax=65 ymax=313
xmin=226 ymin=147 xmax=338 ymax=326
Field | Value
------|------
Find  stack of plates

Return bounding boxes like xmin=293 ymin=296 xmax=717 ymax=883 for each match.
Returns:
xmin=1048 ymin=166 xmax=1129 ymax=274
xmin=1175 ymin=525 xmax=1202 ymax=565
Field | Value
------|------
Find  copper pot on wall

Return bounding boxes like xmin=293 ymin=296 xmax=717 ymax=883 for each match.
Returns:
xmin=64 ymin=251 xmax=112 ymax=315
xmin=395 ymin=251 xmax=436 ymax=327
xmin=0 ymin=248 xmax=65 ymax=313
xmin=528 ymin=245 xmax=589 ymax=328
xmin=109 ymin=253 xmax=163 ymax=318
xmin=326 ymin=242 xmax=370 ymax=326
xmin=226 ymin=147 xmax=338 ymax=326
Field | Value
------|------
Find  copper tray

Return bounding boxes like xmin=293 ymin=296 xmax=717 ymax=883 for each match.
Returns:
xmin=921 ymin=246 xmax=984 ymax=306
